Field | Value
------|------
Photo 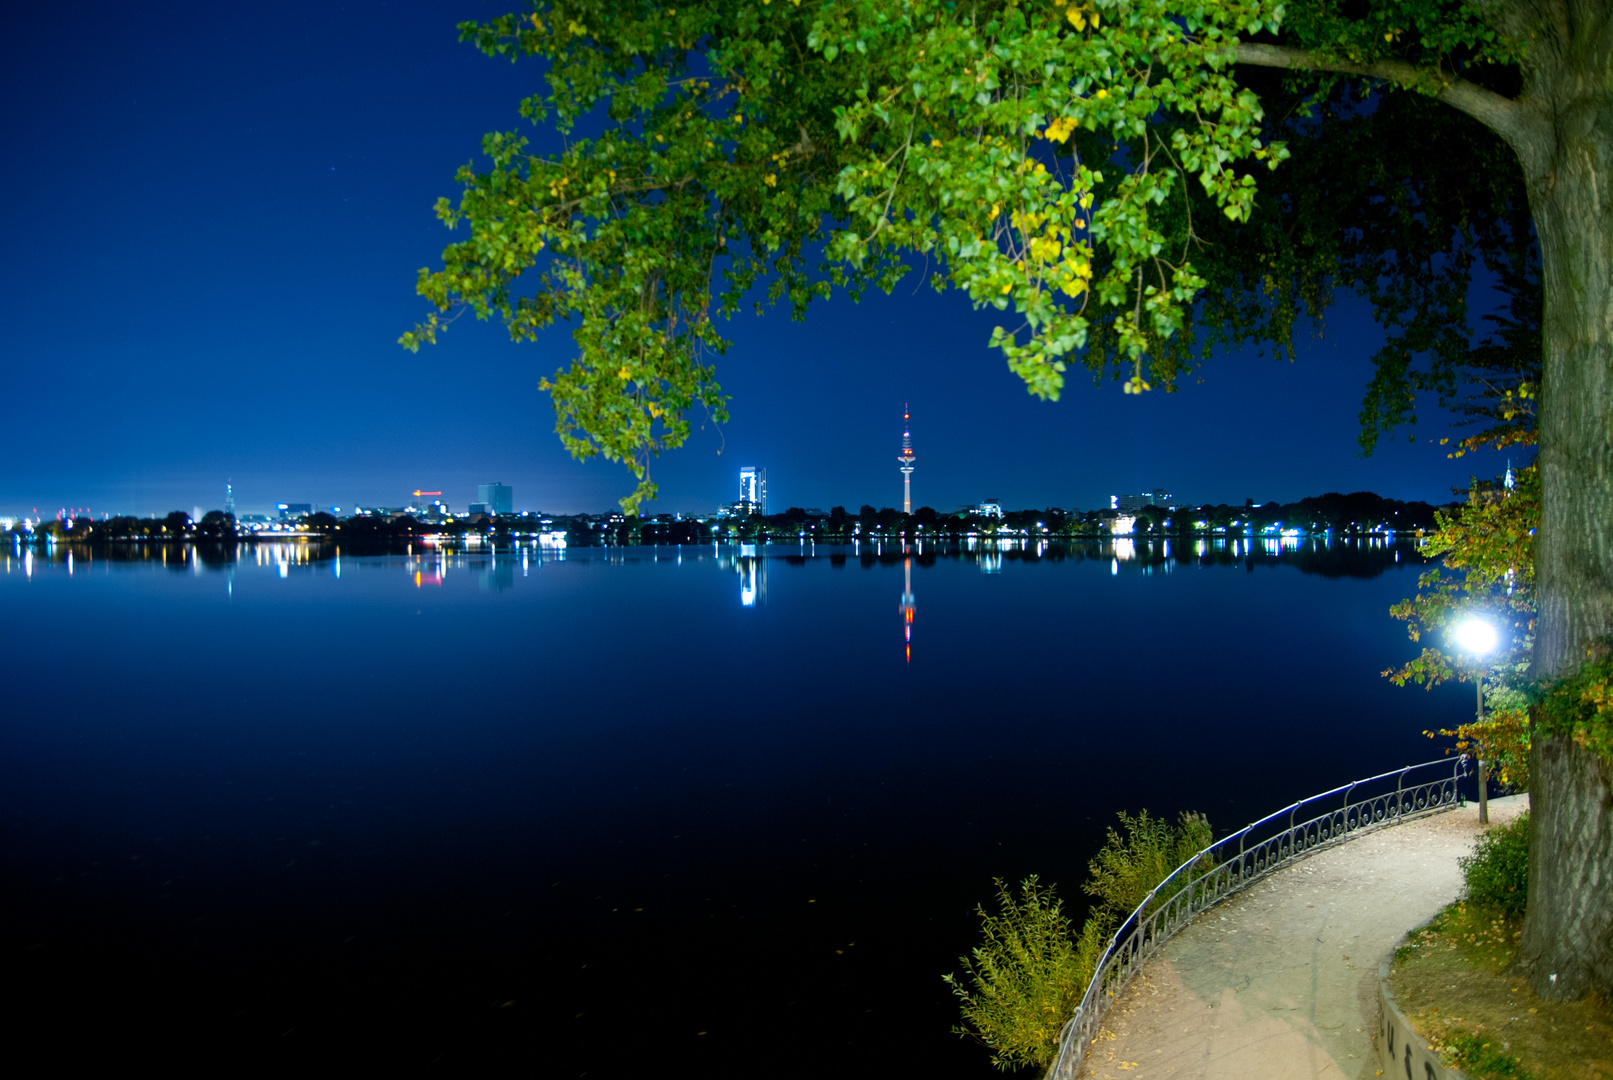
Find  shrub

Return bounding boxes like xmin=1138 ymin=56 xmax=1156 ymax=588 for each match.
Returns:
xmin=1460 ymin=811 xmax=1530 ymax=917
xmin=943 ymin=877 xmax=1108 ymax=1072
xmin=948 ymin=811 xmax=1214 ymax=1070
xmin=1084 ymin=810 xmax=1215 ymax=923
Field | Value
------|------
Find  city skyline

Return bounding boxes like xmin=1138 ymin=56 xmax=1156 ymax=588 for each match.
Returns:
xmin=4 ymin=1 xmax=1517 ymax=520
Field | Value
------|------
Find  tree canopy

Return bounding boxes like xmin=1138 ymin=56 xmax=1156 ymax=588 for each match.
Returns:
xmin=404 ymin=0 xmax=1441 ymax=510
xmin=407 ymin=0 xmax=1613 ymax=1007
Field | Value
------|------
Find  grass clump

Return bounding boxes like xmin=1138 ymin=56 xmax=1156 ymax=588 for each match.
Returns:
xmin=1460 ymin=810 xmax=1530 ymax=917
xmin=1391 ymin=897 xmax=1613 ymax=1080
xmin=1440 ymin=1031 xmax=1536 ymax=1079
xmin=946 ymin=811 xmax=1213 ymax=1071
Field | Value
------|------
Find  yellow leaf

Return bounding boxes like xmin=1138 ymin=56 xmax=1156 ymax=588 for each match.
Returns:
xmin=1067 ymin=8 xmax=1086 ymax=30
xmin=617 ymin=366 xmax=631 ymax=380
xmin=764 ymin=173 xmax=777 ymax=187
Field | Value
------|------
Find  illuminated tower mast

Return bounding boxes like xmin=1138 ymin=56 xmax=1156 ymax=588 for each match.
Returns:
xmin=897 ymin=405 xmax=915 ymax=514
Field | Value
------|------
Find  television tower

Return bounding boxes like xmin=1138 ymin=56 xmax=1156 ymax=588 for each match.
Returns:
xmin=898 ymin=405 xmax=915 ymax=514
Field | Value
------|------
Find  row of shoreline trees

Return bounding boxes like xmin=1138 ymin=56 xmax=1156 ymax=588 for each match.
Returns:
xmin=8 ymin=489 xmax=1443 ymax=548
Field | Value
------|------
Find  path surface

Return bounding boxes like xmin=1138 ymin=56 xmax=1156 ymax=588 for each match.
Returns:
xmin=1078 ymin=794 xmax=1528 ymax=1080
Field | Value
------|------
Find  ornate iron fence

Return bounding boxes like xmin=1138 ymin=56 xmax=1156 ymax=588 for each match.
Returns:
xmin=1046 ymin=756 xmax=1471 ymax=1080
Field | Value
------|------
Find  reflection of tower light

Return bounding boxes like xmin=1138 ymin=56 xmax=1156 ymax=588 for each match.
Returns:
xmin=897 ymin=405 xmax=915 ymax=515
xmin=900 ymin=548 xmax=916 ymax=664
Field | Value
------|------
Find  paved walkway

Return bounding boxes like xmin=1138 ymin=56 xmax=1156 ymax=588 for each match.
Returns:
xmin=1078 ymin=794 xmax=1529 ymax=1080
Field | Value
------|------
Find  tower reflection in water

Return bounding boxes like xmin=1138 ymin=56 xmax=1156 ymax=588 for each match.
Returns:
xmin=900 ymin=545 xmax=915 ymax=663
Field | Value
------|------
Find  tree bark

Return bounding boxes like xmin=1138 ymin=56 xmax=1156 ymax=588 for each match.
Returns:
xmin=1514 ymin=2 xmax=1613 ymax=1000
xmin=1235 ymin=0 xmax=1613 ymax=1001
xmin=1522 ymin=734 xmax=1613 ymax=998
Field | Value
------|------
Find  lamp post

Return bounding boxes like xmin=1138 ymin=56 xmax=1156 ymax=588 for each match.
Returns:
xmin=1454 ymin=617 xmax=1499 ymax=824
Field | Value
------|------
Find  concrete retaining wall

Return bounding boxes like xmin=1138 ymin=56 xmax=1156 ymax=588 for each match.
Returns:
xmin=1378 ymin=934 xmax=1472 ymax=1080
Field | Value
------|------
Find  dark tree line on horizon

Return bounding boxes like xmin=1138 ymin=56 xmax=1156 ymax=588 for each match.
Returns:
xmin=9 ymin=488 xmax=1442 ymax=547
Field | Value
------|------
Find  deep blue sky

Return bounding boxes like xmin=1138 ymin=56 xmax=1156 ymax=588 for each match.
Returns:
xmin=3 ymin=1 xmax=1511 ymax=518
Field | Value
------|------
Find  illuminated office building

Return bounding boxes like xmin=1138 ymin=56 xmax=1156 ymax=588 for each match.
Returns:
xmin=739 ymin=467 xmax=767 ymax=515
xmin=478 ymin=482 xmax=513 ymax=515
xmin=1113 ymin=489 xmax=1173 ymax=513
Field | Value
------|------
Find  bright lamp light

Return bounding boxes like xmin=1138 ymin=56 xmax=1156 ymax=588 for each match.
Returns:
xmin=1454 ymin=618 xmax=1499 ymax=656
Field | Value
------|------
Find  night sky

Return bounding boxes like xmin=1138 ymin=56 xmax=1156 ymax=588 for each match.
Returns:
xmin=4 ymin=1 xmax=1512 ymax=519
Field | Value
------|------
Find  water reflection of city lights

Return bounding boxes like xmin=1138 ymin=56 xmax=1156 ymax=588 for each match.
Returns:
xmin=739 ymin=557 xmax=758 ymax=606
xmin=1113 ymin=538 xmax=1136 ymax=562
xmin=900 ymin=549 xmax=916 ymax=664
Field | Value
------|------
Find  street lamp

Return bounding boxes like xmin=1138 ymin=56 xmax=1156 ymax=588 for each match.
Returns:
xmin=1454 ymin=616 xmax=1499 ymax=823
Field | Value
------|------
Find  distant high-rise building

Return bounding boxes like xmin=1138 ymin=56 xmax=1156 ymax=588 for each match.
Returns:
xmin=739 ymin=467 xmax=766 ymax=515
xmin=1114 ymin=489 xmax=1174 ymax=513
xmin=478 ymin=482 xmax=513 ymax=515
xmin=225 ymin=482 xmax=235 ymax=518
xmin=276 ymin=502 xmax=312 ymax=521
xmin=897 ymin=406 xmax=916 ymax=514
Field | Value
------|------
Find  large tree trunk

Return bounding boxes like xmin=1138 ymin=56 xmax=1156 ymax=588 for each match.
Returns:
xmin=1231 ymin=3 xmax=1613 ymax=1001
xmin=1516 ymin=3 xmax=1613 ymax=1002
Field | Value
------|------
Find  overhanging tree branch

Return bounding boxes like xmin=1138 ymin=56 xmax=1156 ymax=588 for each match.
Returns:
xmin=1229 ymin=42 xmax=1542 ymax=155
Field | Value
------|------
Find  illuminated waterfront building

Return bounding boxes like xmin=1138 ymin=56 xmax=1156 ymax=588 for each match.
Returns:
xmin=478 ymin=482 xmax=513 ymax=515
xmin=897 ymin=407 xmax=915 ymax=514
xmin=1113 ymin=489 xmax=1174 ymax=513
xmin=739 ymin=466 xmax=767 ymax=515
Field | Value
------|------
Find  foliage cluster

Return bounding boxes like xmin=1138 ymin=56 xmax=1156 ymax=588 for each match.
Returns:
xmin=941 ymin=877 xmax=1108 ymax=1073
xmin=1459 ymin=811 xmax=1530 ymax=918
xmin=1387 ymin=464 xmax=1537 ymax=693
xmin=406 ymin=0 xmax=1542 ymax=512
xmin=1387 ymin=464 xmax=1537 ymax=784
xmin=1529 ymin=641 xmax=1613 ymax=760
xmin=1084 ymin=810 xmax=1214 ymax=924
xmin=946 ymin=810 xmax=1212 ymax=1071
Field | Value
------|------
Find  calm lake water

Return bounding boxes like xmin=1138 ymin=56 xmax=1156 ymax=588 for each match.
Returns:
xmin=2 ymin=537 xmax=1473 ymax=1073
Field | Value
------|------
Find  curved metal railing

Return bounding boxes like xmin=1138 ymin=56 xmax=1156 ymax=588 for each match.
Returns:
xmin=1046 ymin=756 xmax=1471 ymax=1080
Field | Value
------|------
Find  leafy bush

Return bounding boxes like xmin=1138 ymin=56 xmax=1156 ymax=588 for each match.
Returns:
xmin=1084 ymin=810 xmax=1215 ymax=922
xmin=1460 ymin=811 xmax=1530 ymax=917
xmin=948 ymin=811 xmax=1213 ymax=1070
xmin=943 ymin=877 xmax=1108 ymax=1072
